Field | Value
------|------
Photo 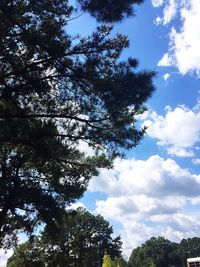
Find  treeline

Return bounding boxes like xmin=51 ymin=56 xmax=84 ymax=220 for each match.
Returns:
xmin=128 ymin=236 xmax=200 ymax=267
xmin=7 ymin=209 xmax=200 ymax=267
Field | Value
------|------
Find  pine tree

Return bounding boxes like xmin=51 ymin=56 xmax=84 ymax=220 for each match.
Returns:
xmin=0 ymin=0 xmax=155 ymax=247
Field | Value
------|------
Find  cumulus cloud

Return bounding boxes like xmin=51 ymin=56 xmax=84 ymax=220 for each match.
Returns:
xmin=90 ymin=155 xmax=200 ymax=199
xmin=153 ymin=0 xmax=200 ymax=76
xmin=143 ymin=105 xmax=200 ymax=157
xmin=90 ymin=155 xmax=200 ymax=257
xmin=96 ymin=195 xmax=186 ymax=222
xmin=90 ymin=155 xmax=200 ymax=197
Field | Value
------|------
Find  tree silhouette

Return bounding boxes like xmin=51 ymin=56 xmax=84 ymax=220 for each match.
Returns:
xmin=0 ymin=0 xmax=155 ymax=247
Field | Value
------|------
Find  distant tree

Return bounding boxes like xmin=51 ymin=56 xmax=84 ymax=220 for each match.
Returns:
xmin=128 ymin=237 xmax=179 ymax=267
xmin=178 ymin=237 xmax=200 ymax=266
xmin=128 ymin=236 xmax=200 ymax=267
xmin=7 ymin=208 xmax=122 ymax=267
xmin=0 ymin=0 xmax=155 ymax=247
xmin=128 ymin=246 xmax=145 ymax=267
xmin=117 ymin=257 xmax=128 ymax=267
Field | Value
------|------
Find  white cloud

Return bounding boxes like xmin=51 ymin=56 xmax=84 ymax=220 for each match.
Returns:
xmin=91 ymin=155 xmax=200 ymax=199
xmin=154 ymin=16 xmax=162 ymax=25
xmin=90 ymin=155 xmax=200 ymax=257
xmin=158 ymin=53 xmax=174 ymax=67
xmin=163 ymin=73 xmax=171 ymax=80
xmin=78 ymin=140 xmax=96 ymax=156
xmin=88 ymin=103 xmax=200 ymax=256
xmin=66 ymin=201 xmax=86 ymax=210
xmin=167 ymin=146 xmax=194 ymax=157
xmin=96 ymin=195 xmax=186 ymax=222
xmin=0 ymin=249 xmax=13 ymax=267
xmin=162 ymin=0 xmax=178 ymax=25
xmin=152 ymin=0 xmax=164 ymax=8
xmin=122 ymin=221 xmax=158 ymax=257
xmin=153 ymin=0 xmax=200 ymax=76
xmin=192 ymin=158 xmax=200 ymax=165
xmin=153 ymin=0 xmax=178 ymax=26
xmin=143 ymin=105 xmax=200 ymax=157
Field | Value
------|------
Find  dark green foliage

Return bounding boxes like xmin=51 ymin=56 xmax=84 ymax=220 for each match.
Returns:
xmin=77 ymin=0 xmax=144 ymax=22
xmin=112 ymin=257 xmax=128 ymax=267
xmin=118 ymin=257 xmax=128 ymax=267
xmin=7 ymin=208 xmax=122 ymax=267
xmin=0 ymin=0 xmax=155 ymax=247
xmin=128 ymin=237 xmax=178 ymax=267
xmin=6 ymin=238 xmax=43 ymax=267
xmin=128 ymin=236 xmax=200 ymax=267
xmin=178 ymin=237 xmax=200 ymax=265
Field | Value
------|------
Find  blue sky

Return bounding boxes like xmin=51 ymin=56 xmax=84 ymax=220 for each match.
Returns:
xmin=70 ymin=0 xmax=200 ymax=258
xmin=1 ymin=0 xmax=200 ymax=265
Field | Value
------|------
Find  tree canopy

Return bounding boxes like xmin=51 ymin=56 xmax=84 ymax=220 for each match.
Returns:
xmin=128 ymin=236 xmax=200 ymax=267
xmin=0 ymin=0 xmax=155 ymax=247
xmin=6 ymin=240 xmax=43 ymax=267
xmin=7 ymin=208 xmax=122 ymax=267
xmin=8 ymin=233 xmax=200 ymax=267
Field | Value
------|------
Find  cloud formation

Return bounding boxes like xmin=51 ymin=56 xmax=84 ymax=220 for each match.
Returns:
xmin=153 ymin=0 xmax=200 ymax=76
xmin=143 ymin=105 xmax=200 ymax=157
xmin=89 ymin=155 xmax=200 ymax=256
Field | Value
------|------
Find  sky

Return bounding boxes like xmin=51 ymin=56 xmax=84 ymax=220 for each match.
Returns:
xmin=76 ymin=0 xmax=200 ymax=259
xmin=1 ymin=0 xmax=200 ymax=265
